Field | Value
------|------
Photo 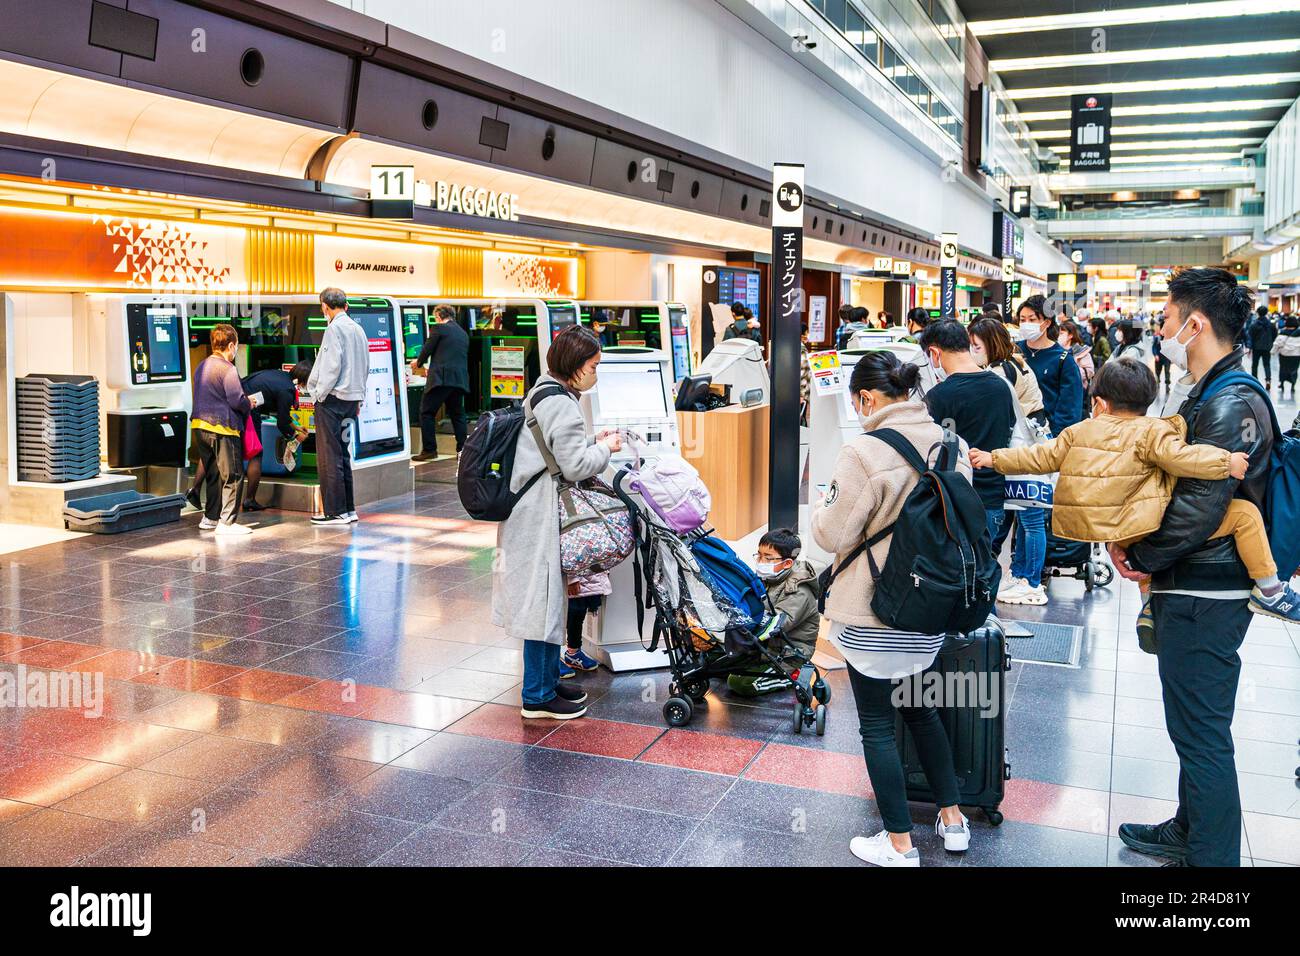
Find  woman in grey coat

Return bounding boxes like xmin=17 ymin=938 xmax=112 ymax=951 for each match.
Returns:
xmin=492 ymin=326 xmax=622 ymax=719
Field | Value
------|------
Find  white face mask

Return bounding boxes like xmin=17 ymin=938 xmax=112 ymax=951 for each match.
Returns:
xmin=1018 ymin=321 xmax=1040 ymax=341
xmin=970 ymin=344 xmax=988 ymax=368
xmin=756 ymin=559 xmax=791 ymax=579
xmin=854 ymin=393 xmax=874 ymax=428
xmin=1159 ymin=315 xmax=1199 ymax=370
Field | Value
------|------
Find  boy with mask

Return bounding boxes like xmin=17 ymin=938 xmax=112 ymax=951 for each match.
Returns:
xmin=726 ymin=528 xmax=822 ymax=696
xmin=969 ymin=357 xmax=1298 ymax=648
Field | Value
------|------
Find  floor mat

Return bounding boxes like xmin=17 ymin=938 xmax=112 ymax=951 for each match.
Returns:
xmin=1006 ymin=621 xmax=1083 ymax=668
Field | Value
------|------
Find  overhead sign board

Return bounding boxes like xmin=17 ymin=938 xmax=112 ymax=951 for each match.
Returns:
xmin=1070 ymin=94 xmax=1112 ymax=172
xmin=370 ymin=165 xmax=416 ymax=219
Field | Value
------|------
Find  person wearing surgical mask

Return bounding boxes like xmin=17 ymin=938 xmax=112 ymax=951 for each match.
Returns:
xmin=811 ymin=348 xmax=975 ymax=866
xmin=727 ymin=528 xmax=822 ymax=697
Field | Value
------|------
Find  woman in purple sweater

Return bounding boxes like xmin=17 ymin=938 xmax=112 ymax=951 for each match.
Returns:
xmin=191 ymin=324 xmax=252 ymax=535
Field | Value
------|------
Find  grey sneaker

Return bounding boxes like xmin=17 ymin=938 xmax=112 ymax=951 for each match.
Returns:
xmin=935 ymin=812 xmax=971 ymax=852
xmin=849 ymin=831 xmax=920 ymax=867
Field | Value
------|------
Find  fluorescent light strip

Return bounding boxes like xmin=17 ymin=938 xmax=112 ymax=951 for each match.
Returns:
xmin=1010 ymin=73 xmax=1300 ymax=100
xmin=1064 ymin=153 xmax=1246 ymax=164
xmin=1018 ymin=99 xmax=1293 ymax=121
xmin=992 ymin=39 xmax=1300 ymax=73
xmin=1049 ymin=137 xmax=1264 ymax=151
xmin=1036 ymin=120 xmax=1275 ymax=139
xmin=971 ymin=0 xmax=1300 ymax=37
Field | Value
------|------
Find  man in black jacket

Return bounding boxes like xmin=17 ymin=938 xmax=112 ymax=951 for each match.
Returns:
xmin=1108 ymin=269 xmax=1272 ymax=868
xmin=1246 ymin=305 xmax=1277 ymax=387
xmin=411 ymin=304 xmax=470 ymax=461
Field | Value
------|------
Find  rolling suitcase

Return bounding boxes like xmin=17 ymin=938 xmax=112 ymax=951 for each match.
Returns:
xmin=895 ymin=616 xmax=1010 ymax=825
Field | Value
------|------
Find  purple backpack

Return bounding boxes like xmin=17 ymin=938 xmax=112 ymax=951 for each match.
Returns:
xmin=626 ymin=439 xmax=712 ymax=533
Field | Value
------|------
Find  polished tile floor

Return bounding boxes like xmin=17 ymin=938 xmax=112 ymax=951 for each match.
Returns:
xmin=2 ymin=398 xmax=1299 ymax=867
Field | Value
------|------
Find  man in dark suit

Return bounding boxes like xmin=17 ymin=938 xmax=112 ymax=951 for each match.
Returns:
xmin=411 ymin=304 xmax=470 ymax=461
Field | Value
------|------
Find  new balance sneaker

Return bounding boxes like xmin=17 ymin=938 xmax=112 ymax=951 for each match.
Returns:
xmin=848 ymin=831 xmax=920 ymax=867
xmin=198 ymin=517 xmax=217 ymax=531
xmin=1117 ymin=818 xmax=1189 ymax=861
xmin=562 ymin=648 xmax=599 ymax=672
xmin=520 ymin=696 xmax=587 ymax=720
xmin=553 ymin=682 xmax=588 ymax=704
xmin=311 ymin=514 xmax=350 ymax=526
xmin=998 ymin=580 xmax=1047 ymax=605
xmin=935 ymin=812 xmax=971 ymax=852
xmin=997 ymin=575 xmax=1027 ymax=597
xmin=1249 ymin=583 xmax=1300 ymax=622
xmin=215 ymin=522 xmax=252 ymax=537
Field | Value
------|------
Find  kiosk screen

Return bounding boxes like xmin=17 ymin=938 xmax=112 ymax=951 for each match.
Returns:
xmin=126 ymin=302 xmax=185 ymax=384
xmin=401 ymin=306 xmax=426 ymax=360
xmin=349 ymin=300 xmax=404 ymax=458
xmin=596 ymin=362 xmax=667 ymax=421
xmin=548 ymin=304 xmax=579 ymax=340
xmin=668 ymin=306 xmax=691 ymax=379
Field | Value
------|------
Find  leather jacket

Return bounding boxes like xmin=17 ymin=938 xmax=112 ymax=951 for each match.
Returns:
xmin=1128 ymin=348 xmax=1274 ymax=592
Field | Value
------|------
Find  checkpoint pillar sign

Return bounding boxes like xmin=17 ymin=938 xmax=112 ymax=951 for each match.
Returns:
xmin=370 ymin=164 xmax=416 ymax=219
xmin=1001 ymin=257 xmax=1016 ymax=317
xmin=939 ymin=233 xmax=958 ymax=320
xmin=769 ymin=162 xmax=804 ymax=531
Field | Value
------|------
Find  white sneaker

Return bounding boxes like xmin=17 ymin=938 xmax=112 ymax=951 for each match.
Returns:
xmin=198 ymin=517 xmax=217 ymax=530
xmin=998 ymin=575 xmax=1027 ymax=597
xmin=848 ymin=830 xmax=920 ymax=867
xmin=344 ymin=511 xmax=359 ymax=523
xmin=311 ymin=514 xmax=351 ymax=526
xmin=996 ymin=579 xmax=1029 ymax=603
xmin=215 ymin=522 xmax=252 ymax=536
xmin=1005 ymin=583 xmax=1047 ymax=606
xmin=935 ymin=812 xmax=971 ymax=852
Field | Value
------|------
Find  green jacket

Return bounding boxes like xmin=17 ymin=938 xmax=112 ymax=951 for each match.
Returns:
xmin=765 ymin=559 xmax=823 ymax=655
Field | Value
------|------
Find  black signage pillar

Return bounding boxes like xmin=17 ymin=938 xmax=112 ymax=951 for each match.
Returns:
xmin=939 ymin=232 xmax=958 ymax=320
xmin=1070 ymin=93 xmax=1113 ymax=173
xmin=769 ymin=163 xmax=804 ymax=532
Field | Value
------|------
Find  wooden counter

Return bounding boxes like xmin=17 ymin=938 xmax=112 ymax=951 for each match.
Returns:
xmin=677 ymin=404 xmax=769 ymax=540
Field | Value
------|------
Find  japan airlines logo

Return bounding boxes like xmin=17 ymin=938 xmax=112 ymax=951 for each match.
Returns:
xmin=1085 ymin=96 xmax=1098 ymax=108
xmin=334 ymin=259 xmax=343 ymax=272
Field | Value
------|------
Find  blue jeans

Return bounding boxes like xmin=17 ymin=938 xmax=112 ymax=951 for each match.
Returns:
xmin=1011 ymin=507 xmax=1047 ymax=588
xmin=985 ymin=508 xmax=1005 ymax=545
xmin=522 ymin=640 xmax=561 ymax=706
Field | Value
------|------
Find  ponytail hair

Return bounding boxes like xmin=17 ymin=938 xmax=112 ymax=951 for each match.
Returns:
xmin=849 ymin=349 xmax=920 ymax=400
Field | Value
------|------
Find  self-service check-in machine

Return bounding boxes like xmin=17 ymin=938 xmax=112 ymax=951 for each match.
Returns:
xmin=101 ymin=295 xmax=192 ymax=472
xmin=425 ymin=299 xmax=580 ymax=415
xmin=580 ymin=301 xmax=693 ymax=381
xmin=693 ymin=337 xmax=769 ymax=406
xmin=534 ymin=309 xmax=681 ymax=671
xmin=805 ymin=339 xmax=921 ymax=567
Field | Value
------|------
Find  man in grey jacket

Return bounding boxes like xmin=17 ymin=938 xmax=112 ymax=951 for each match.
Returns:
xmin=307 ymin=287 xmax=369 ymax=526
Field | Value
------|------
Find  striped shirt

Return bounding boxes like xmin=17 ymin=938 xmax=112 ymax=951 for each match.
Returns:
xmin=829 ymin=622 xmax=944 ymax=680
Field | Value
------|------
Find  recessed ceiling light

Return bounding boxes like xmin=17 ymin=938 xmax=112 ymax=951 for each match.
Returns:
xmin=1010 ymin=73 xmax=1300 ymax=100
xmin=992 ymin=39 xmax=1300 ymax=73
xmin=970 ymin=1 xmax=1300 ymax=37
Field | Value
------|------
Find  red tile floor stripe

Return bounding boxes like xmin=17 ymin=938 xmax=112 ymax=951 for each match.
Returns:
xmin=999 ymin=778 xmax=1111 ymax=835
xmin=743 ymin=742 xmax=873 ymax=798
xmin=537 ymin=717 xmax=664 ymax=760
xmin=638 ymin=728 xmax=764 ymax=776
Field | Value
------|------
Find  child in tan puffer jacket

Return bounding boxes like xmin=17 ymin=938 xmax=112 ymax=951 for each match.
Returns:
xmin=970 ymin=357 xmax=1299 ymax=650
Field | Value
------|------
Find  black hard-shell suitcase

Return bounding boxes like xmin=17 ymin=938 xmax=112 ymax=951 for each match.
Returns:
xmin=895 ymin=617 xmax=1010 ymax=825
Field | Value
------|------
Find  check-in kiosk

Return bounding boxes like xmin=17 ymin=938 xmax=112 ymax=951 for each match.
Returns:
xmin=101 ymin=295 xmax=192 ymax=472
xmin=394 ymin=298 xmax=432 ymax=427
xmin=693 ymin=337 xmax=769 ymax=406
xmin=428 ymin=298 xmax=580 ymax=414
xmin=534 ymin=309 xmax=680 ymax=671
xmin=580 ymin=301 xmax=693 ymax=381
xmin=805 ymin=340 xmax=921 ymax=567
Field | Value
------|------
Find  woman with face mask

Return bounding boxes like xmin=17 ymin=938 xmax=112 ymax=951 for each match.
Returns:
xmin=811 ymin=350 xmax=975 ymax=867
xmin=492 ymin=326 xmax=622 ymax=721
xmin=969 ymin=317 xmax=1045 ymax=424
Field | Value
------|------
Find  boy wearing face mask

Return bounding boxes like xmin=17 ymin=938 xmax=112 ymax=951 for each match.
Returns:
xmin=969 ymin=357 xmax=1300 ymax=647
xmin=726 ymin=528 xmax=822 ymax=696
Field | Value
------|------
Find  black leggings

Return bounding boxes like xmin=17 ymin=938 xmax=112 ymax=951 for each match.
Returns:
xmin=847 ymin=663 xmax=961 ymax=834
xmin=566 ymin=595 xmax=602 ymax=650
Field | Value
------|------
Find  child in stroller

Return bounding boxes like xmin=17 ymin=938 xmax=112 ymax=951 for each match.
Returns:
xmin=612 ymin=472 xmax=831 ymax=734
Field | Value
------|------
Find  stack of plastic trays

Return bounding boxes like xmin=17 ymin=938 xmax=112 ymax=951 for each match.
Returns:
xmin=15 ymin=374 xmax=100 ymax=482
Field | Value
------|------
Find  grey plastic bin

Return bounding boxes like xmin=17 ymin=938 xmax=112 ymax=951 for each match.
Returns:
xmin=63 ymin=491 xmax=186 ymax=534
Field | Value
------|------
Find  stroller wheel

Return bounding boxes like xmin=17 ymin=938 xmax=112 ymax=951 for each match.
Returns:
xmin=813 ymin=678 xmax=831 ymax=706
xmin=663 ymin=696 xmax=693 ymax=728
xmin=1084 ymin=562 xmax=1095 ymax=592
xmin=1094 ymin=561 xmax=1114 ymax=588
xmin=815 ymin=704 xmax=827 ymax=736
xmin=684 ymin=678 xmax=709 ymax=703
xmin=792 ymin=701 xmax=805 ymax=735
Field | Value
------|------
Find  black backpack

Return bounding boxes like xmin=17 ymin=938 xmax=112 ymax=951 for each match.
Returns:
xmin=820 ymin=428 xmax=999 ymax=634
xmin=456 ymin=383 xmax=566 ymax=521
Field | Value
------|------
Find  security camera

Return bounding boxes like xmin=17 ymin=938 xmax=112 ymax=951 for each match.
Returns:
xmin=791 ymin=30 xmax=817 ymax=50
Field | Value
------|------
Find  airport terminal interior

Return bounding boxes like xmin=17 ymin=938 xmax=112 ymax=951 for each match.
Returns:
xmin=0 ymin=0 xmax=1297 ymax=877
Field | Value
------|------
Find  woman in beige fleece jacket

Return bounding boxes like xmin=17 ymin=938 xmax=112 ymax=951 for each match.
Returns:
xmin=811 ymin=350 xmax=973 ymax=868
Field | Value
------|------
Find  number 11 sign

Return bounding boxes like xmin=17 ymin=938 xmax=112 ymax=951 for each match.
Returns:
xmin=370 ymin=165 xmax=416 ymax=220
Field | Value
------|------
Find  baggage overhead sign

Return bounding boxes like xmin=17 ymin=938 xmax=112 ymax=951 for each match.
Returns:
xmin=1070 ymin=94 xmax=1112 ymax=172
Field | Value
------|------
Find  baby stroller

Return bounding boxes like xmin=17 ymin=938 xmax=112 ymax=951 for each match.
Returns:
xmin=1039 ymin=509 xmax=1114 ymax=592
xmin=611 ymin=470 xmax=831 ymax=734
